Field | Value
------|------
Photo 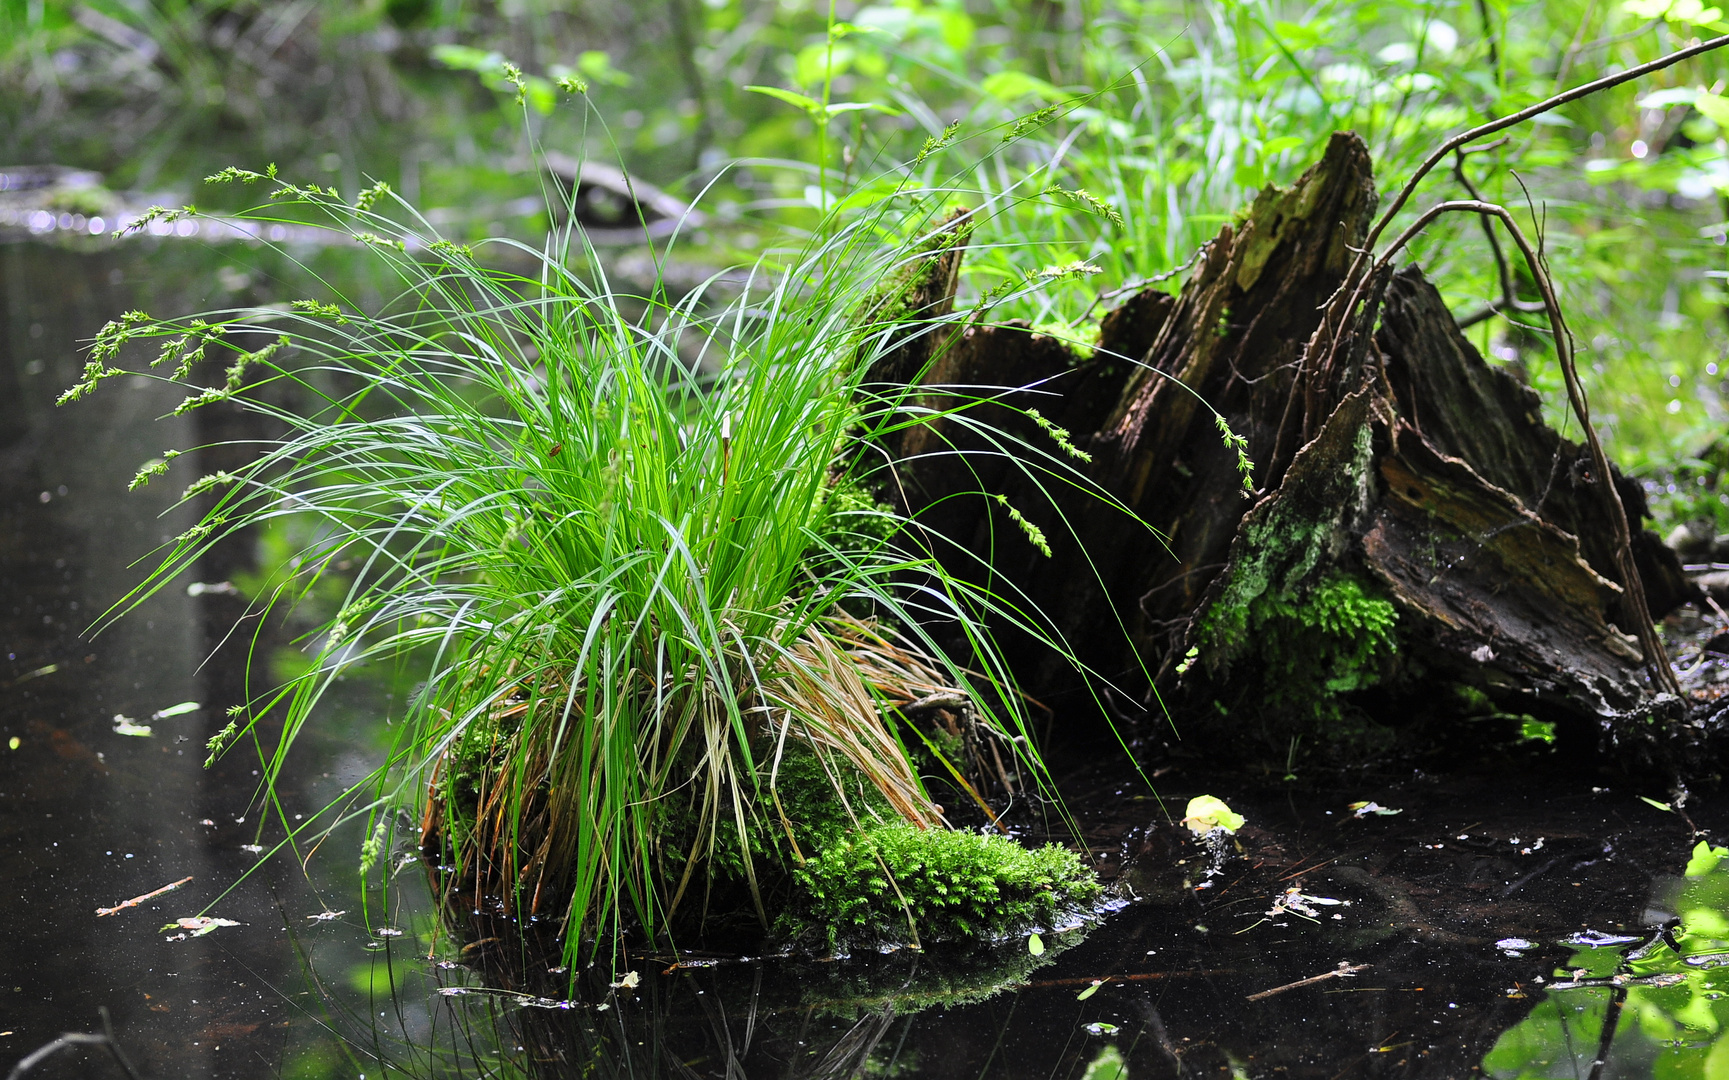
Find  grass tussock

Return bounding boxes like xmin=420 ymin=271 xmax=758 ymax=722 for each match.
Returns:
xmin=75 ymin=148 xmax=1112 ymax=964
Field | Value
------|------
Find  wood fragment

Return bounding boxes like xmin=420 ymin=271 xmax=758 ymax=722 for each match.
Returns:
xmin=1246 ymin=961 xmax=1370 ymax=1001
xmin=95 ymin=876 xmax=193 ymax=917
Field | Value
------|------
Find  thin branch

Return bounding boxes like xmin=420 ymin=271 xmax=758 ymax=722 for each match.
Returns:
xmin=1451 ymin=145 xmax=1547 ymax=327
xmin=1365 ymin=32 xmax=1729 ymax=262
xmin=1246 ymin=961 xmax=1369 ymax=1001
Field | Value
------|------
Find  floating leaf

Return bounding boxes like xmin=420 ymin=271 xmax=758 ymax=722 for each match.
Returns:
xmin=162 ymin=916 xmax=239 ymax=938
xmin=1640 ymin=796 xmax=1674 ymax=813
xmin=1348 ymin=800 xmax=1403 ymax=818
xmin=1076 ymin=979 xmax=1103 ymax=1000
xmin=1028 ymin=933 xmax=1045 ymax=956
xmin=1181 ymin=795 xmax=1245 ymax=834
xmin=152 ymin=702 xmax=201 ymax=720
xmin=112 ymin=715 xmax=153 ymax=737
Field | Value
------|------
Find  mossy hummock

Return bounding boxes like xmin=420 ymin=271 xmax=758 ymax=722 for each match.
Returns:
xmin=779 ymin=822 xmax=1102 ymax=956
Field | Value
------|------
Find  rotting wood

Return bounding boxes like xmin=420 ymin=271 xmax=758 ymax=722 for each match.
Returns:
xmin=877 ymin=131 xmax=1719 ymax=775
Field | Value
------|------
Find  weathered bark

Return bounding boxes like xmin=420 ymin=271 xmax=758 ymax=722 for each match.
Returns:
xmin=882 ymin=132 xmax=1709 ymax=771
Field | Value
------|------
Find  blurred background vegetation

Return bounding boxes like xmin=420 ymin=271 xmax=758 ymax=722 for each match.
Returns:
xmin=7 ymin=0 xmax=1729 ymax=527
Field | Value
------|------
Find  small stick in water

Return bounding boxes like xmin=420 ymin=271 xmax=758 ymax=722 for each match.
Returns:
xmin=96 ymin=876 xmax=193 ymax=917
xmin=1246 ymin=961 xmax=1369 ymax=1001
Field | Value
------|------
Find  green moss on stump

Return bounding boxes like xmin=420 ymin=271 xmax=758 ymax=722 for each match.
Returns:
xmin=1249 ymin=572 xmax=1398 ymax=712
xmin=779 ymin=822 xmax=1101 ymax=955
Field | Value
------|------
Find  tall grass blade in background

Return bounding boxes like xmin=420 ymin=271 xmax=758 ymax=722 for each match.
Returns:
xmin=67 ymin=147 xmax=1112 ymax=964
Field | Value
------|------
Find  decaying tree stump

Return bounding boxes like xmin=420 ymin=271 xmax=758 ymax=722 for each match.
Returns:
xmin=879 ymin=132 xmax=1721 ymax=774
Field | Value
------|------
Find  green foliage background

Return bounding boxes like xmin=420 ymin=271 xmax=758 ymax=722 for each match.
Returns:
xmin=11 ymin=0 xmax=1729 ymax=524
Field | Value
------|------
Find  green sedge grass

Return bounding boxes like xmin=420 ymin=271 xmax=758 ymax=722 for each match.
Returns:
xmin=66 ymin=131 xmax=1150 ymax=966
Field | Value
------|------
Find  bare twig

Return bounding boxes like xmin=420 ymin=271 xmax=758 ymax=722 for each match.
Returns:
xmin=95 ymin=876 xmax=193 ymax=917
xmin=1451 ymin=146 xmax=1548 ymax=328
xmin=1246 ymin=961 xmax=1369 ymax=1001
xmin=1589 ymin=985 xmax=1628 ymax=1080
xmin=1307 ymin=34 xmax=1729 ymax=403
xmin=1365 ymin=33 xmax=1729 ymax=264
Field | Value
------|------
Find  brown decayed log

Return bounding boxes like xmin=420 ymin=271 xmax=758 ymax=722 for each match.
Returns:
xmin=878 ymin=131 xmax=1708 ymax=770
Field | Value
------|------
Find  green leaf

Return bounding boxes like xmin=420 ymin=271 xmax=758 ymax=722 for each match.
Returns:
xmin=1687 ymin=839 xmax=1729 ymax=877
xmin=1182 ymin=795 xmax=1245 ymax=834
xmin=431 ymin=44 xmax=506 ymax=76
xmin=1639 ymin=87 xmax=1700 ymax=109
xmin=981 ymin=70 xmax=1062 ymax=103
xmin=822 ymin=101 xmax=900 ymax=118
xmin=152 ymin=701 xmax=201 ymax=719
xmin=746 ymin=85 xmax=824 ymax=115
xmin=1271 ymin=19 xmax=1325 ymax=48
xmin=1076 ymin=979 xmax=1102 ymax=1000
xmin=1518 ymin=717 xmax=1556 ymax=744
xmin=1696 ymin=92 xmax=1729 ymax=128
xmin=1028 ymin=932 xmax=1045 ymax=956
xmin=576 ymin=50 xmax=631 ymax=87
xmin=1640 ymin=795 xmax=1674 ymax=812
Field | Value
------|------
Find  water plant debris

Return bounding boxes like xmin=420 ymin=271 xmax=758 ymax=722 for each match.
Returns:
xmin=161 ymin=916 xmax=239 ymax=939
xmin=95 ymin=876 xmax=192 ymax=917
xmin=1245 ymin=961 xmax=1370 ymax=1001
xmin=110 ymin=715 xmax=151 ymax=737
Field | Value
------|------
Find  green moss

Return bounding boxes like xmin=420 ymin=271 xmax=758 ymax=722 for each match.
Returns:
xmin=1196 ymin=568 xmax=1399 ymax=747
xmin=1186 ymin=408 xmax=1403 ymax=751
xmin=778 ymin=821 xmax=1101 ymax=955
xmin=1251 ymin=573 xmax=1397 ymax=708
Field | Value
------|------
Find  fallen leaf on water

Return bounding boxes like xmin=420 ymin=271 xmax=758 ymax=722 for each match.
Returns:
xmin=1028 ymin=933 xmax=1045 ymax=956
xmin=1348 ymin=801 xmax=1402 ymax=818
xmin=151 ymin=702 xmax=201 ymax=720
xmin=1640 ymin=795 xmax=1673 ymax=812
xmin=610 ymin=971 xmax=640 ymax=990
xmin=1076 ymin=980 xmax=1103 ymax=1000
xmin=161 ymin=916 xmax=239 ymax=938
xmin=112 ymin=715 xmax=153 ymax=737
xmin=1181 ymin=795 xmax=1245 ymax=834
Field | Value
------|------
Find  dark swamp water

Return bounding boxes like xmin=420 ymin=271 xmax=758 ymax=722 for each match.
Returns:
xmin=11 ymin=242 xmax=1729 ymax=1080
